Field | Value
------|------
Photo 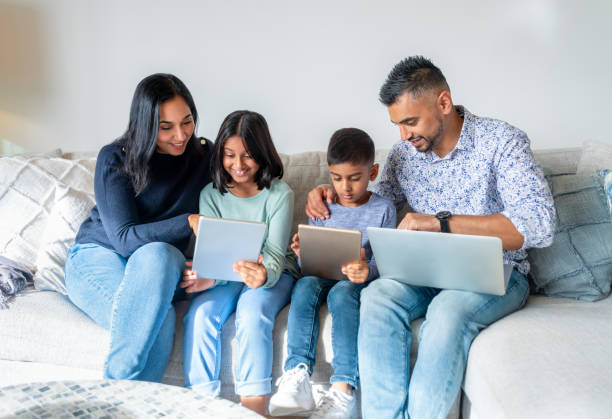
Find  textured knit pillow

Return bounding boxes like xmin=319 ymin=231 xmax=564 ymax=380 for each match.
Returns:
xmin=527 ymin=173 xmax=612 ymax=301
xmin=0 ymin=154 xmax=95 ymax=271
xmin=576 ymin=141 xmax=612 ymax=175
xmin=33 ymin=185 xmax=95 ymax=293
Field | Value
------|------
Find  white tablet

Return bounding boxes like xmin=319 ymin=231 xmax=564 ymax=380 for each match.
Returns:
xmin=192 ymin=216 xmax=267 ymax=282
xmin=298 ymin=224 xmax=362 ymax=281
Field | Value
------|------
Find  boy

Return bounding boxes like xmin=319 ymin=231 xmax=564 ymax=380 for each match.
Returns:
xmin=268 ymin=128 xmax=396 ymax=418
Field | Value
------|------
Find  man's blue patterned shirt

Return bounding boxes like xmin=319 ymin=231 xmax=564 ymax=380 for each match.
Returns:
xmin=372 ymin=106 xmax=555 ymax=274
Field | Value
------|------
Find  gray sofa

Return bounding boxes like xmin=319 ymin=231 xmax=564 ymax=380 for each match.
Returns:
xmin=1 ymin=146 xmax=611 ymax=418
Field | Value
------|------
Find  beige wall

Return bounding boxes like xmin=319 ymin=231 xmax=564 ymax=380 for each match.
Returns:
xmin=0 ymin=0 xmax=610 ymax=154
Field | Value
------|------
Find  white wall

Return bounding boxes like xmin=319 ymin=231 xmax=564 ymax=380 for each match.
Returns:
xmin=1 ymin=0 xmax=610 ymax=154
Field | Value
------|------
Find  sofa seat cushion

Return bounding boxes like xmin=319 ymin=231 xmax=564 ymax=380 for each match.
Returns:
xmin=0 ymin=288 xmax=425 ymax=395
xmin=463 ymin=295 xmax=612 ymax=418
xmin=0 ymin=290 xmax=108 ymax=371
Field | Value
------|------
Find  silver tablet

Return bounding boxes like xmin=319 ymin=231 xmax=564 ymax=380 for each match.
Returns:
xmin=298 ymin=224 xmax=362 ymax=281
xmin=192 ymin=216 xmax=267 ymax=282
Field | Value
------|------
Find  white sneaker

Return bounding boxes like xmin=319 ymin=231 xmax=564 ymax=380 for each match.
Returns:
xmin=309 ymin=388 xmax=358 ymax=419
xmin=269 ymin=363 xmax=316 ymax=416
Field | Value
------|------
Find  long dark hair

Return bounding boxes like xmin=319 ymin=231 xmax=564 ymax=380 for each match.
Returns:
xmin=116 ymin=73 xmax=199 ymax=195
xmin=211 ymin=110 xmax=283 ymax=194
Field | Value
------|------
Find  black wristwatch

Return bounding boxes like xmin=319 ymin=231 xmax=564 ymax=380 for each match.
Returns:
xmin=435 ymin=211 xmax=452 ymax=233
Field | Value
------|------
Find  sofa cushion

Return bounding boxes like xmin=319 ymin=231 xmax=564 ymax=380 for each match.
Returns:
xmin=0 ymin=290 xmax=108 ymax=371
xmin=463 ymin=295 xmax=612 ymax=418
xmin=576 ymin=140 xmax=612 ymax=175
xmin=280 ymin=149 xmax=390 ymax=234
xmin=0 ymin=155 xmax=96 ymax=271
xmin=0 ymin=288 xmax=425 ymax=398
xmin=528 ymin=174 xmax=612 ymax=301
xmin=33 ymin=186 xmax=95 ymax=293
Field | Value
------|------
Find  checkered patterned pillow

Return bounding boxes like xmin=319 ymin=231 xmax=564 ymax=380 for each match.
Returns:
xmin=0 ymin=154 xmax=96 ymax=272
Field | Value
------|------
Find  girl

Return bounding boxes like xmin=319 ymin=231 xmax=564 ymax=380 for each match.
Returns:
xmin=65 ymin=73 xmax=211 ymax=381
xmin=182 ymin=110 xmax=295 ymax=415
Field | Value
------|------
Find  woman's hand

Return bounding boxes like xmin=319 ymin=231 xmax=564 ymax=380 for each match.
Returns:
xmin=305 ymin=185 xmax=336 ymax=220
xmin=188 ymin=214 xmax=201 ymax=235
xmin=290 ymin=233 xmax=301 ymax=259
xmin=234 ymin=255 xmax=267 ymax=289
xmin=341 ymin=248 xmax=369 ymax=284
xmin=180 ymin=261 xmax=215 ymax=293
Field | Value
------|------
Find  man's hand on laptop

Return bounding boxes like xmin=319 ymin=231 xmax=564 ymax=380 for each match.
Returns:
xmin=398 ymin=212 xmax=439 ymax=232
xmin=342 ymin=248 xmax=369 ymax=284
xmin=305 ymin=185 xmax=335 ymax=220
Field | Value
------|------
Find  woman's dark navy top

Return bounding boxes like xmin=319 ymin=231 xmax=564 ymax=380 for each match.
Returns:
xmin=74 ymin=138 xmax=211 ymax=258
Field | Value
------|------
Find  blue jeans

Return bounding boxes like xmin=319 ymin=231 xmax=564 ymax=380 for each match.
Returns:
xmin=183 ymin=271 xmax=295 ymax=397
xmin=284 ymin=276 xmax=366 ymax=389
xmin=358 ymin=270 xmax=530 ymax=419
xmin=64 ymin=242 xmax=185 ymax=381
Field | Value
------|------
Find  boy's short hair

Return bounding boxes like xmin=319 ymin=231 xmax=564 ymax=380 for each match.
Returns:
xmin=327 ymin=128 xmax=375 ymax=166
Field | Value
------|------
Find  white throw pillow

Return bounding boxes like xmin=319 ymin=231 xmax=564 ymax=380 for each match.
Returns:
xmin=34 ymin=185 xmax=95 ymax=293
xmin=576 ymin=140 xmax=612 ymax=175
xmin=0 ymin=154 xmax=96 ymax=271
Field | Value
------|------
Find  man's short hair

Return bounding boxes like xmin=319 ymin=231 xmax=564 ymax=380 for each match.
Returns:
xmin=327 ymin=128 xmax=375 ymax=166
xmin=379 ymin=56 xmax=449 ymax=106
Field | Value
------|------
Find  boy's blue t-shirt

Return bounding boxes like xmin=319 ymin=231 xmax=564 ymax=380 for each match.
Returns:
xmin=309 ymin=192 xmax=396 ymax=281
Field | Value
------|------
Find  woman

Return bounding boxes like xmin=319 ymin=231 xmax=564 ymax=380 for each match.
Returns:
xmin=64 ymin=73 xmax=211 ymax=381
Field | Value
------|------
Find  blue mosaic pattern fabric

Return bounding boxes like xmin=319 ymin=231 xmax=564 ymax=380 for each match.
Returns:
xmin=598 ymin=169 xmax=612 ymax=215
xmin=372 ymin=106 xmax=555 ymax=274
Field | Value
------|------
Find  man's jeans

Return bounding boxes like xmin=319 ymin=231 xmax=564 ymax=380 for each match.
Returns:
xmin=284 ymin=276 xmax=367 ymax=389
xmin=358 ymin=270 xmax=529 ymax=419
xmin=182 ymin=272 xmax=295 ymax=397
xmin=64 ymin=242 xmax=185 ymax=382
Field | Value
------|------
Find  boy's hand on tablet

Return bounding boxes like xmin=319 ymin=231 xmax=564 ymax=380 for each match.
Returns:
xmin=188 ymin=214 xmax=201 ymax=235
xmin=181 ymin=261 xmax=215 ymax=293
xmin=234 ymin=255 xmax=267 ymax=289
xmin=342 ymin=248 xmax=369 ymax=284
xmin=290 ymin=233 xmax=301 ymax=259
xmin=305 ymin=185 xmax=335 ymax=220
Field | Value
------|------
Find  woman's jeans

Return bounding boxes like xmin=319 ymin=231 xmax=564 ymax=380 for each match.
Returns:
xmin=358 ymin=270 xmax=530 ymax=419
xmin=64 ymin=242 xmax=185 ymax=382
xmin=183 ymin=271 xmax=295 ymax=397
xmin=284 ymin=276 xmax=367 ymax=389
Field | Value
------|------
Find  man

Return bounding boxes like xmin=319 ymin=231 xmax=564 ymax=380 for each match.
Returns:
xmin=306 ymin=56 xmax=555 ymax=419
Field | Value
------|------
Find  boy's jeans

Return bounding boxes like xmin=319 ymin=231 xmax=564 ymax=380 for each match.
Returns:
xmin=183 ymin=272 xmax=295 ymax=397
xmin=284 ymin=275 xmax=367 ymax=389
xmin=358 ymin=270 xmax=529 ymax=419
xmin=64 ymin=242 xmax=185 ymax=382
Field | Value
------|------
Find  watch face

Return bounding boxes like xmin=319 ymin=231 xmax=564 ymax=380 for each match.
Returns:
xmin=436 ymin=211 xmax=451 ymax=220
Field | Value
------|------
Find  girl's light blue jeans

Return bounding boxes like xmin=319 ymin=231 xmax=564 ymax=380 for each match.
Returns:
xmin=183 ymin=271 xmax=295 ymax=397
xmin=284 ymin=276 xmax=366 ymax=389
xmin=64 ymin=242 xmax=185 ymax=382
xmin=358 ymin=270 xmax=530 ymax=419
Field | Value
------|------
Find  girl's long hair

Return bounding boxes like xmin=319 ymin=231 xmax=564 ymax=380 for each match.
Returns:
xmin=211 ymin=110 xmax=283 ymax=194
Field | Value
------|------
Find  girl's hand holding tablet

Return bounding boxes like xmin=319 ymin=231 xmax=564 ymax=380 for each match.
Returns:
xmin=181 ymin=261 xmax=215 ymax=293
xmin=233 ymin=255 xmax=267 ymax=289
xmin=290 ymin=233 xmax=301 ymax=259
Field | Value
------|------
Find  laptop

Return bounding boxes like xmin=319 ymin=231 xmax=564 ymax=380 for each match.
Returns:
xmin=192 ymin=216 xmax=267 ymax=282
xmin=298 ymin=224 xmax=362 ymax=281
xmin=367 ymin=227 xmax=512 ymax=295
